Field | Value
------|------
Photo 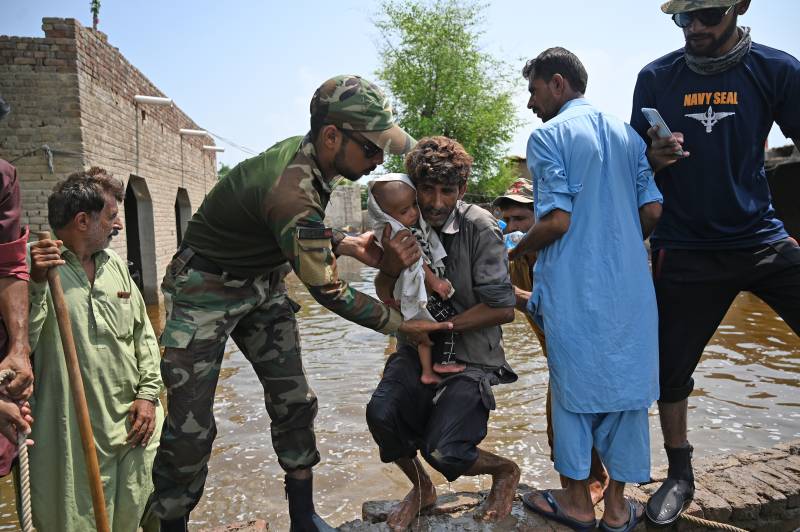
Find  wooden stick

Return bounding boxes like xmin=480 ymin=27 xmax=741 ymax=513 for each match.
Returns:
xmin=36 ymin=232 xmax=109 ymax=532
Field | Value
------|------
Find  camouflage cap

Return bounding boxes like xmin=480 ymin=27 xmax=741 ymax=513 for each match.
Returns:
xmin=661 ymin=0 xmax=738 ymax=14
xmin=309 ymin=75 xmax=415 ymax=155
xmin=493 ymin=178 xmax=534 ymax=206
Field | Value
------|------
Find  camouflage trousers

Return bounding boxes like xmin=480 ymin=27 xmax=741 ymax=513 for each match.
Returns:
xmin=150 ymin=248 xmax=320 ymax=519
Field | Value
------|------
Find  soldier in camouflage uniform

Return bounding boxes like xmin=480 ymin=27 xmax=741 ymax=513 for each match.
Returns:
xmin=151 ymin=75 xmax=452 ymax=532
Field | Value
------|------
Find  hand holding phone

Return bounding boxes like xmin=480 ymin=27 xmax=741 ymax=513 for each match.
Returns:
xmin=641 ymin=108 xmax=684 ymax=157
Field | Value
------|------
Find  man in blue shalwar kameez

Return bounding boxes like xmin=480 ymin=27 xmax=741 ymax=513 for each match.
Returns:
xmin=511 ymin=47 xmax=663 ymax=532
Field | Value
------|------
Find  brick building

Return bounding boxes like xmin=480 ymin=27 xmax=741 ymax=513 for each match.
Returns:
xmin=0 ymin=17 xmax=217 ymax=309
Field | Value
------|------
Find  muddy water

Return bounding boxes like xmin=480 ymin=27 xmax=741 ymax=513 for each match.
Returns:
xmin=0 ymin=256 xmax=797 ymax=530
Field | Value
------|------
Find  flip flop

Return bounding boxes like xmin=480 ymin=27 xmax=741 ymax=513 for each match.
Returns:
xmin=521 ymin=489 xmax=597 ymax=531
xmin=599 ymin=498 xmax=644 ymax=532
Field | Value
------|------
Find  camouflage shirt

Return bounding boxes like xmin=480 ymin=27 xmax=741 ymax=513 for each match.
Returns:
xmin=182 ymin=135 xmax=401 ymax=334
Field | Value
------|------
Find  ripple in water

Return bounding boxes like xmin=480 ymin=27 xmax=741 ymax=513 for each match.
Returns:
xmin=1 ymin=259 xmax=796 ymax=529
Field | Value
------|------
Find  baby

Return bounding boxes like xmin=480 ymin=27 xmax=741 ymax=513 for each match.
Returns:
xmin=368 ymin=174 xmax=464 ymax=384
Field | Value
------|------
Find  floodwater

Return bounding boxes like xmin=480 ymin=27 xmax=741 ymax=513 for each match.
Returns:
xmin=0 ymin=256 xmax=797 ymax=530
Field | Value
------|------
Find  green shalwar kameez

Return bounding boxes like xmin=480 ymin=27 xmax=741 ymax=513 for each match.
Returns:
xmin=26 ymin=247 xmax=164 ymax=531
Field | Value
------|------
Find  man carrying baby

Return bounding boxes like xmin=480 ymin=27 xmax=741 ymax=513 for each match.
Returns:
xmin=366 ymin=136 xmax=519 ymax=530
xmin=367 ymin=173 xmax=464 ymax=384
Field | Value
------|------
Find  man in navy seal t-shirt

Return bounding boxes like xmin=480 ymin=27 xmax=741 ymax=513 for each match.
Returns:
xmin=630 ymin=0 xmax=800 ymax=526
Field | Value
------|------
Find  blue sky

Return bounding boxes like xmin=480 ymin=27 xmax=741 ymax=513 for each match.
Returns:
xmin=3 ymin=1 xmax=798 ymax=169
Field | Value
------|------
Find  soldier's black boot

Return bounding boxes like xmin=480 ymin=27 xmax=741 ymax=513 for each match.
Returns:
xmin=285 ymin=474 xmax=335 ymax=532
xmin=646 ymin=444 xmax=695 ymax=526
xmin=159 ymin=515 xmax=189 ymax=532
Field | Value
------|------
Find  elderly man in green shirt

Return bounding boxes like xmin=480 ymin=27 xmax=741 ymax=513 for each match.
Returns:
xmin=27 ymin=167 xmax=164 ymax=531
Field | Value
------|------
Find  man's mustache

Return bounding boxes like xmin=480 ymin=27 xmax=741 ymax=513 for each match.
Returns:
xmin=423 ymin=207 xmax=450 ymax=217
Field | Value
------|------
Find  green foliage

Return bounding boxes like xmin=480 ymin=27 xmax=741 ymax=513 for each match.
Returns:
xmin=374 ymin=0 xmax=521 ymax=197
xmin=90 ymin=0 xmax=101 ymax=29
xmin=217 ymin=163 xmax=232 ymax=180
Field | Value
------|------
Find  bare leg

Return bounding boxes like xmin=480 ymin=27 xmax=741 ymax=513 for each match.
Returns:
xmin=386 ymin=457 xmax=438 ymax=531
xmin=659 ymin=399 xmax=689 ymax=448
xmin=587 ymin=448 xmax=609 ymax=505
xmin=465 ymin=449 xmax=521 ymax=521
xmin=526 ymin=477 xmax=595 ymax=523
xmin=418 ymin=343 xmax=442 ymax=385
xmin=601 ymin=479 xmax=643 ymax=528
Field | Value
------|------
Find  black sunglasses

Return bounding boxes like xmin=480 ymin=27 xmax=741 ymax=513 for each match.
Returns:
xmin=339 ymin=128 xmax=382 ymax=159
xmin=672 ymin=4 xmax=735 ymax=28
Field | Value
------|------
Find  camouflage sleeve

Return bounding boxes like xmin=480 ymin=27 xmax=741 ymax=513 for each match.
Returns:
xmin=264 ymin=171 xmax=401 ymax=334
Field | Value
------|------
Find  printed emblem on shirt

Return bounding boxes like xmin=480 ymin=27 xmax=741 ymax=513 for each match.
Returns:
xmin=682 ymin=91 xmax=738 ymax=134
xmin=685 ymin=106 xmax=736 ymax=133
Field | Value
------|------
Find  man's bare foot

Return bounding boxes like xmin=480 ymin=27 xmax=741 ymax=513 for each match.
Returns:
xmin=432 ymin=362 xmax=465 ymax=374
xmin=420 ymin=371 xmax=442 ymax=385
xmin=386 ymin=480 xmax=437 ymax=531
xmin=474 ymin=462 xmax=521 ymax=521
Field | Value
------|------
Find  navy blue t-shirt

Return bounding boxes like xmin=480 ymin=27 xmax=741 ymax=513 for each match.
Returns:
xmin=631 ymin=42 xmax=800 ymax=250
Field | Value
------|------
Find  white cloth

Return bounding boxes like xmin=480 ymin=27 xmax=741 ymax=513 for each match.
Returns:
xmin=367 ymin=173 xmax=448 ymax=321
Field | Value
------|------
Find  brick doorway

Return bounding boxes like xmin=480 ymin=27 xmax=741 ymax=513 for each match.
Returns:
xmin=124 ymin=175 xmax=158 ymax=304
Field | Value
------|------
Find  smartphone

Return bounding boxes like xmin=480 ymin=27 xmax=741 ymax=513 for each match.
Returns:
xmin=641 ymin=107 xmax=684 ymax=156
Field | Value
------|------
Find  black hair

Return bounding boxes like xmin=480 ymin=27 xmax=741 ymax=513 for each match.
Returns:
xmin=48 ymin=167 xmax=124 ymax=229
xmin=522 ymin=47 xmax=588 ymax=94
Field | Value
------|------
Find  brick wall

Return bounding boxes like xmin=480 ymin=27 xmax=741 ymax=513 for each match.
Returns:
xmin=0 ymin=18 xmax=217 ymax=306
xmin=0 ymin=18 xmax=84 ymax=234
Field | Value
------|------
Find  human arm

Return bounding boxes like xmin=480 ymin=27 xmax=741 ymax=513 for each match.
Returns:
xmin=629 ymin=71 xmax=690 ymax=173
xmin=332 ymin=230 xmax=382 ymax=268
xmin=267 ymin=180 xmax=447 ymax=336
xmin=508 ymin=209 xmax=570 ymax=260
xmin=0 ymin=166 xmax=33 ymax=399
xmin=509 ymin=128 xmax=576 ymax=260
xmin=645 ymin=126 xmax=690 ymax=173
xmin=27 ymin=238 xmax=64 ymax=353
xmin=128 ymin=277 xmax=161 ymax=448
xmin=450 ymin=303 xmax=514 ymax=333
xmin=633 ymin=130 xmax=665 ymax=239
xmin=640 ymin=202 xmax=663 ymax=239
xmin=423 ymin=263 xmax=453 ymax=300
xmin=513 ymin=286 xmax=531 ymax=312
xmin=450 ymin=216 xmax=516 ymax=330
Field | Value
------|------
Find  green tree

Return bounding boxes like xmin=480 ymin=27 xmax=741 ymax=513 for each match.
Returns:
xmin=375 ymin=0 xmax=520 ymax=197
xmin=217 ymin=162 xmax=232 ymax=180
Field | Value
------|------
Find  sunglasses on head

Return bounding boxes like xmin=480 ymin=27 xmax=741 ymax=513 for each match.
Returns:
xmin=672 ymin=4 xmax=735 ymax=28
xmin=339 ymin=128 xmax=382 ymax=159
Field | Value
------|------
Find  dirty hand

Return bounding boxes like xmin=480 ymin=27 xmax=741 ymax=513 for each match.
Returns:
xmin=0 ymin=398 xmax=32 ymax=443
xmin=398 ymin=319 xmax=453 ymax=347
xmin=379 ymin=224 xmax=421 ymax=278
xmin=336 ymin=231 xmax=383 ymax=268
xmin=127 ymin=399 xmax=156 ymax=448
xmin=0 ymin=351 xmax=33 ymax=400
xmin=646 ymin=125 xmax=690 ymax=173
xmin=29 ymin=238 xmax=65 ymax=283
